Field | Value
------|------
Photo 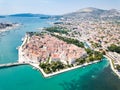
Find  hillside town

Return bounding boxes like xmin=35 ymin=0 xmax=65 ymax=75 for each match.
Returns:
xmin=52 ymin=11 xmax=120 ymax=77
xmin=55 ymin=21 xmax=119 ymax=47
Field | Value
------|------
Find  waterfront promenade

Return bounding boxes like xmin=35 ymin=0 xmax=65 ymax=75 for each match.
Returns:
xmin=104 ymin=54 xmax=120 ymax=79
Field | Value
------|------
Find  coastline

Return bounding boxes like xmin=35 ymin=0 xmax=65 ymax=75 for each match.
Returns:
xmin=18 ymin=34 xmax=101 ymax=78
xmin=104 ymin=55 xmax=120 ymax=79
xmin=30 ymin=60 xmax=100 ymax=78
xmin=19 ymin=54 xmax=100 ymax=78
xmin=18 ymin=37 xmax=120 ymax=78
xmin=0 ymin=24 xmax=19 ymax=33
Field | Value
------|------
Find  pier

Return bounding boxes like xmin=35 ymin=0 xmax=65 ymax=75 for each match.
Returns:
xmin=0 ymin=62 xmax=28 ymax=68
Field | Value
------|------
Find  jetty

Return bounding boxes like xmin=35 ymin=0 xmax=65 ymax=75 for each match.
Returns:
xmin=0 ymin=62 xmax=27 ymax=68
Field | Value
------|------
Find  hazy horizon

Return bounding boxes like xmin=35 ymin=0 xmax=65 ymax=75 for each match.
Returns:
xmin=0 ymin=0 xmax=120 ymax=15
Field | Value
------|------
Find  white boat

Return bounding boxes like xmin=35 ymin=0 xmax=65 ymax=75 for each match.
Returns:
xmin=21 ymin=37 xmax=25 ymax=41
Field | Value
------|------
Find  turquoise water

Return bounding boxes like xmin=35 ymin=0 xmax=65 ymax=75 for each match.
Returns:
xmin=0 ymin=17 xmax=51 ymax=64
xmin=0 ymin=17 xmax=120 ymax=90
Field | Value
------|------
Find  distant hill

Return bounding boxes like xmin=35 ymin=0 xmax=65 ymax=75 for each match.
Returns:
xmin=76 ymin=7 xmax=105 ymax=13
xmin=0 ymin=7 xmax=119 ymax=20
xmin=0 ymin=16 xmax=5 ymax=18
xmin=9 ymin=13 xmax=50 ymax=17
xmin=8 ymin=13 xmax=61 ymax=20
xmin=62 ymin=7 xmax=120 ymax=20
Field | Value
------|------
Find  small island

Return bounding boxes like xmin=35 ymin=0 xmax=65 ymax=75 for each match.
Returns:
xmin=18 ymin=31 xmax=103 ymax=77
xmin=0 ymin=23 xmax=19 ymax=33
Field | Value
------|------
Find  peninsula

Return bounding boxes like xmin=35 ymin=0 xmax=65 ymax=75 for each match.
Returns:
xmin=18 ymin=31 xmax=103 ymax=77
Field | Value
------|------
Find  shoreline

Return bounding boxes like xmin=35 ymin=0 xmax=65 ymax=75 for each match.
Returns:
xmin=19 ymin=57 xmax=100 ymax=78
xmin=29 ymin=60 xmax=100 ymax=78
xmin=0 ymin=24 xmax=19 ymax=33
xmin=18 ymin=46 xmax=120 ymax=78
xmin=104 ymin=55 xmax=120 ymax=79
xmin=19 ymin=47 xmax=101 ymax=78
xmin=18 ymin=34 xmax=101 ymax=78
xmin=13 ymin=35 xmax=120 ymax=78
xmin=19 ymin=55 xmax=120 ymax=78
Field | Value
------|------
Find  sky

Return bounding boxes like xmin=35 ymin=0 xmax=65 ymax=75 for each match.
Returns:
xmin=0 ymin=0 xmax=120 ymax=15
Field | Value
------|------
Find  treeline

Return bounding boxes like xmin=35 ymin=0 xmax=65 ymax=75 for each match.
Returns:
xmin=39 ymin=61 xmax=70 ymax=74
xmin=51 ymin=34 xmax=84 ymax=48
xmin=108 ymin=44 xmax=120 ymax=54
xmin=76 ymin=48 xmax=103 ymax=64
xmin=45 ymin=27 xmax=68 ymax=34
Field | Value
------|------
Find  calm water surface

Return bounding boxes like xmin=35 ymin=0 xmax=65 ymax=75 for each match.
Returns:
xmin=0 ymin=17 xmax=120 ymax=90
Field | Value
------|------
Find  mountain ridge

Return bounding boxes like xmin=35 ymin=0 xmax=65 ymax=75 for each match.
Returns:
xmin=0 ymin=7 xmax=119 ymax=19
xmin=62 ymin=7 xmax=120 ymax=20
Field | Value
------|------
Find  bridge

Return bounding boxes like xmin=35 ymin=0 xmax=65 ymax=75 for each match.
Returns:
xmin=0 ymin=62 xmax=28 ymax=68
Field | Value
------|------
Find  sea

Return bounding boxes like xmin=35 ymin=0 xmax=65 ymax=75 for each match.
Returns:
xmin=0 ymin=17 xmax=120 ymax=90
